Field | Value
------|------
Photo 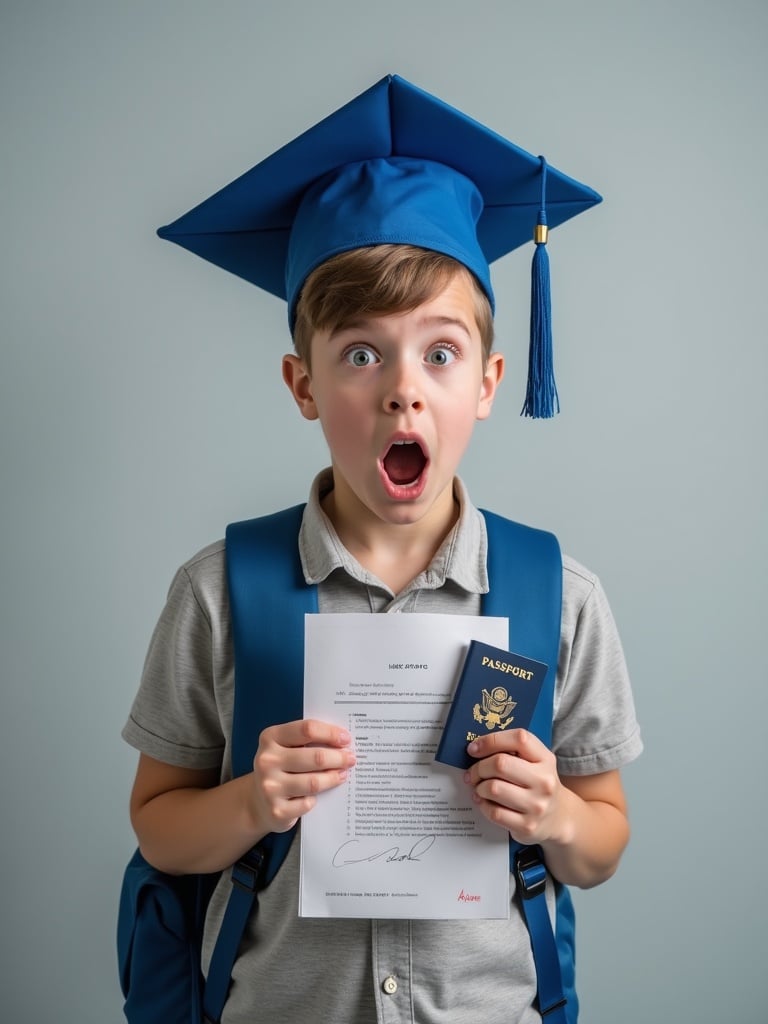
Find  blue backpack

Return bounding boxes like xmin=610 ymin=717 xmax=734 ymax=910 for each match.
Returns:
xmin=117 ymin=504 xmax=575 ymax=1023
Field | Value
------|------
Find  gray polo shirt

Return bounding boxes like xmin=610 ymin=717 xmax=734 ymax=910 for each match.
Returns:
xmin=123 ymin=471 xmax=642 ymax=1024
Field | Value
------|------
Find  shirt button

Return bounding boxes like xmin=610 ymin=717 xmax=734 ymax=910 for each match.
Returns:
xmin=382 ymin=975 xmax=398 ymax=995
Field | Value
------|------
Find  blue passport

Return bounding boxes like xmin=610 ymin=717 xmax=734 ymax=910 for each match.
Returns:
xmin=435 ymin=640 xmax=548 ymax=770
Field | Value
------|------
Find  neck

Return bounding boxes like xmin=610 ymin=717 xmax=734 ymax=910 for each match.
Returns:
xmin=321 ymin=481 xmax=459 ymax=594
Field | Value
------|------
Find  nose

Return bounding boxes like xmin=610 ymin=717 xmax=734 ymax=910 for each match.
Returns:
xmin=382 ymin=359 xmax=424 ymax=413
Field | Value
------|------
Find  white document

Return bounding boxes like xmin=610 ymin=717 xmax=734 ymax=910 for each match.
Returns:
xmin=300 ymin=612 xmax=510 ymax=920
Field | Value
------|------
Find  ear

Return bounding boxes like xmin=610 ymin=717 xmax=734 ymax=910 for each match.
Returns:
xmin=476 ymin=351 xmax=505 ymax=421
xmin=282 ymin=354 xmax=319 ymax=421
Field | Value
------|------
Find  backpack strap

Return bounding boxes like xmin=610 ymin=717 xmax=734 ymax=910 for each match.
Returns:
xmin=480 ymin=509 xmax=561 ymax=747
xmin=481 ymin=510 xmax=573 ymax=1023
xmin=203 ymin=504 xmax=317 ymax=1023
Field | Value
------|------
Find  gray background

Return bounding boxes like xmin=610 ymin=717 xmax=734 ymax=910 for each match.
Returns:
xmin=2 ymin=1 xmax=766 ymax=1021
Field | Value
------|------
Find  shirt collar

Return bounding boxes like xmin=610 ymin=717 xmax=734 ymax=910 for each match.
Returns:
xmin=299 ymin=468 xmax=488 ymax=595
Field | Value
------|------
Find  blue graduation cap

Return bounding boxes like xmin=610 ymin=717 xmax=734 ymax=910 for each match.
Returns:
xmin=158 ymin=74 xmax=601 ymax=417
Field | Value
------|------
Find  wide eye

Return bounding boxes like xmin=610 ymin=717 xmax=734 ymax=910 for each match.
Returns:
xmin=344 ymin=346 xmax=379 ymax=367
xmin=425 ymin=345 xmax=457 ymax=366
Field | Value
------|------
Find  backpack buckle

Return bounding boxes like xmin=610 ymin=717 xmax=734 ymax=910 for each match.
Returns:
xmin=515 ymin=846 xmax=548 ymax=901
xmin=231 ymin=846 xmax=267 ymax=894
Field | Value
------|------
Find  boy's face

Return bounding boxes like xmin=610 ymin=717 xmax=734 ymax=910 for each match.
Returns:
xmin=283 ymin=272 xmax=504 ymax=533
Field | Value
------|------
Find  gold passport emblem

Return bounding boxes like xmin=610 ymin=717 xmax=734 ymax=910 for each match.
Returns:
xmin=473 ymin=686 xmax=517 ymax=731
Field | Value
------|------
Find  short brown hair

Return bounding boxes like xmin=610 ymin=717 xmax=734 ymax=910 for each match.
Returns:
xmin=292 ymin=245 xmax=494 ymax=367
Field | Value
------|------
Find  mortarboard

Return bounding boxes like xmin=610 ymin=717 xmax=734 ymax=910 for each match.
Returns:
xmin=158 ymin=74 xmax=601 ymax=417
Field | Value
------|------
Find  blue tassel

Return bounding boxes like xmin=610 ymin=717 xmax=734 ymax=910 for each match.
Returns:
xmin=522 ymin=158 xmax=559 ymax=419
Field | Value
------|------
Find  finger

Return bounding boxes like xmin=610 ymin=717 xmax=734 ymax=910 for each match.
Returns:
xmin=466 ymin=749 xmax=532 ymax=786
xmin=473 ymin=794 xmax=537 ymax=841
xmin=255 ymin=737 xmax=356 ymax=787
xmin=269 ymin=762 xmax=353 ymax=801
xmin=262 ymin=718 xmax=352 ymax=750
xmin=467 ymin=728 xmax=544 ymax=764
xmin=265 ymin=743 xmax=356 ymax=777
xmin=258 ymin=758 xmax=353 ymax=830
xmin=473 ymin=776 xmax=528 ymax=812
xmin=468 ymin=751 xmax=533 ymax=790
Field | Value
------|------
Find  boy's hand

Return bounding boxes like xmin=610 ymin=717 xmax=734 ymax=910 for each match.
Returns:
xmin=464 ymin=732 xmax=631 ymax=888
xmin=464 ymin=729 xmax=568 ymax=847
xmin=251 ymin=719 xmax=356 ymax=834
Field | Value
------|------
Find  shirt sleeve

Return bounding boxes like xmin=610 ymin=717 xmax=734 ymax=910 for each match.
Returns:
xmin=552 ymin=556 xmax=643 ymax=776
xmin=121 ymin=544 xmax=231 ymax=771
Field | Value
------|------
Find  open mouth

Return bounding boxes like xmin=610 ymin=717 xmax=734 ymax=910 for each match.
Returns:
xmin=382 ymin=439 xmax=427 ymax=487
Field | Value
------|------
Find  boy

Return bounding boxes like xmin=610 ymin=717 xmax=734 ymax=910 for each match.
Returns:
xmin=123 ymin=76 xmax=641 ymax=1023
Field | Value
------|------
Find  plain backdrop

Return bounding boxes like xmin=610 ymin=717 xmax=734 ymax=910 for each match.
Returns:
xmin=2 ymin=2 xmax=766 ymax=1021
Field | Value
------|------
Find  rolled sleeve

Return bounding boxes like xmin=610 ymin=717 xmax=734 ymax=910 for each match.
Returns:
xmin=553 ymin=557 xmax=643 ymax=777
xmin=122 ymin=544 xmax=232 ymax=772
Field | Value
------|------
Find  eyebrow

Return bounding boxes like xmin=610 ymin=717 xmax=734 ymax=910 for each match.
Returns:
xmin=417 ymin=315 xmax=473 ymax=337
xmin=333 ymin=314 xmax=473 ymax=338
